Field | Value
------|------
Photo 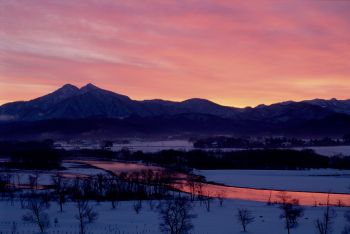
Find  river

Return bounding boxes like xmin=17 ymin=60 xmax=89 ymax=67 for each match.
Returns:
xmin=74 ymin=160 xmax=350 ymax=207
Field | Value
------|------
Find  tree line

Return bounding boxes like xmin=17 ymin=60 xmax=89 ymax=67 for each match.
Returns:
xmin=2 ymin=140 xmax=350 ymax=171
xmin=193 ymin=136 xmax=350 ymax=149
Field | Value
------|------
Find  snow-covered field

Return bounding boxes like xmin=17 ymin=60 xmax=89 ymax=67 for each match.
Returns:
xmin=1 ymin=161 xmax=350 ymax=233
xmin=0 ymin=199 xmax=349 ymax=234
xmin=203 ymin=146 xmax=350 ymax=157
xmin=111 ymin=140 xmax=194 ymax=152
xmin=56 ymin=140 xmax=194 ymax=152
xmin=293 ymin=146 xmax=350 ymax=157
xmin=198 ymin=169 xmax=350 ymax=193
xmin=76 ymin=160 xmax=350 ymax=206
xmin=61 ymin=162 xmax=109 ymax=176
xmin=0 ymin=162 xmax=108 ymax=186
xmin=55 ymin=138 xmax=350 ymax=156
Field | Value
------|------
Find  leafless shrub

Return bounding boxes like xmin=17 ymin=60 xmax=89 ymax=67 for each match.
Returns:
xmin=236 ymin=208 xmax=255 ymax=232
xmin=51 ymin=174 xmax=68 ymax=212
xmin=315 ymin=195 xmax=337 ymax=234
xmin=216 ymin=190 xmax=225 ymax=207
xmin=267 ymin=191 xmax=273 ymax=206
xmin=278 ymin=192 xmax=304 ymax=234
xmin=22 ymin=194 xmax=50 ymax=233
xmin=28 ymin=173 xmax=39 ymax=190
xmin=203 ymin=191 xmax=213 ymax=212
xmin=75 ymin=198 xmax=98 ymax=234
xmin=158 ymin=197 xmax=197 ymax=234
xmin=134 ymin=199 xmax=143 ymax=214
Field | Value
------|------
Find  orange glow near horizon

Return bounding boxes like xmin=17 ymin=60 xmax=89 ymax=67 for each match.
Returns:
xmin=1 ymin=0 xmax=350 ymax=107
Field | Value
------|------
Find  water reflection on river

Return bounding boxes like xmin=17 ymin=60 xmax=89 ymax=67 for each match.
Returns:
xmin=73 ymin=160 xmax=350 ymax=207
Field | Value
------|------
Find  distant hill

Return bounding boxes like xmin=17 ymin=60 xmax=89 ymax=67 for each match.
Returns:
xmin=1 ymin=83 xmax=350 ymax=139
xmin=0 ymin=83 xmax=239 ymax=121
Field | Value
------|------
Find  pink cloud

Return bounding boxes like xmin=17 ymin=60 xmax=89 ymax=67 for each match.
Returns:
xmin=0 ymin=0 xmax=350 ymax=107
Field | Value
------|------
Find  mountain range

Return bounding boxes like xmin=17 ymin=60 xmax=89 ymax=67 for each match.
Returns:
xmin=1 ymin=83 xmax=350 ymax=139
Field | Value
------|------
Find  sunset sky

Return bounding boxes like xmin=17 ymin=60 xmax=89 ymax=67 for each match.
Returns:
xmin=0 ymin=0 xmax=350 ymax=107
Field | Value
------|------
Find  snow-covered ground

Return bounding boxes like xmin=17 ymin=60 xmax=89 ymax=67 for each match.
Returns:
xmin=198 ymin=169 xmax=350 ymax=193
xmin=76 ymin=160 xmax=350 ymax=206
xmin=1 ymin=161 xmax=350 ymax=233
xmin=55 ymin=138 xmax=350 ymax=156
xmin=56 ymin=140 xmax=194 ymax=152
xmin=293 ymin=146 xmax=350 ymax=157
xmin=61 ymin=162 xmax=109 ymax=176
xmin=0 ymin=162 xmax=108 ymax=186
xmin=0 ymin=199 xmax=348 ymax=234
xmin=203 ymin=146 xmax=350 ymax=157
xmin=111 ymin=140 xmax=194 ymax=152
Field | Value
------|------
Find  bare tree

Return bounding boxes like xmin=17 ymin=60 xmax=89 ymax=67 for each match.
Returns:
xmin=216 ymin=191 xmax=225 ymax=207
xmin=267 ymin=191 xmax=273 ymax=206
xmin=278 ymin=192 xmax=304 ymax=234
xmin=148 ymin=198 xmax=156 ymax=210
xmin=315 ymin=195 xmax=337 ymax=234
xmin=0 ymin=174 xmax=9 ymax=197
xmin=22 ymin=194 xmax=50 ymax=233
xmin=133 ymin=199 xmax=143 ymax=214
xmin=51 ymin=174 xmax=68 ymax=212
xmin=0 ymin=174 xmax=15 ymax=205
xmin=106 ymin=175 xmax=120 ymax=209
xmin=236 ymin=208 xmax=255 ymax=232
xmin=187 ymin=175 xmax=201 ymax=201
xmin=204 ymin=191 xmax=213 ymax=212
xmin=158 ymin=197 xmax=197 ymax=234
xmin=28 ymin=173 xmax=39 ymax=190
xmin=75 ymin=198 xmax=98 ymax=234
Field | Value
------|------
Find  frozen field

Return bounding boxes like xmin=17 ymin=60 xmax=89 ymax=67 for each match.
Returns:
xmin=112 ymin=140 xmax=194 ymax=152
xmin=294 ymin=146 xmax=350 ymax=157
xmin=0 ymin=199 xmax=349 ymax=234
xmin=1 ymin=162 xmax=350 ymax=233
xmin=60 ymin=162 xmax=109 ymax=176
xmin=55 ymin=138 xmax=350 ymax=156
xmin=198 ymin=169 xmax=350 ymax=193
xmin=0 ymin=162 xmax=108 ymax=186
xmin=56 ymin=140 xmax=194 ymax=152
xmin=206 ymin=146 xmax=350 ymax=156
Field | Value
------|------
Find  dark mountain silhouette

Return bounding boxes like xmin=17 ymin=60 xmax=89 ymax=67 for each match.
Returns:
xmin=303 ymin=98 xmax=350 ymax=114
xmin=0 ymin=83 xmax=349 ymax=138
xmin=0 ymin=83 xmax=239 ymax=121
